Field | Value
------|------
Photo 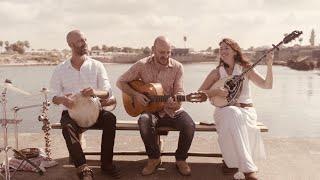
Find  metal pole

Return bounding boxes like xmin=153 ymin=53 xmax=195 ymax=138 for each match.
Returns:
xmin=14 ymin=111 xmax=18 ymax=150
xmin=2 ymin=88 xmax=10 ymax=180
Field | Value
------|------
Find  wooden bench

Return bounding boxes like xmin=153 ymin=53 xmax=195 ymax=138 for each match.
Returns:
xmin=51 ymin=120 xmax=268 ymax=158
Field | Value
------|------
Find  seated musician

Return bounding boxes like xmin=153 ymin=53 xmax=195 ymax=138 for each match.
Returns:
xmin=50 ymin=30 xmax=120 ymax=180
xmin=198 ymin=38 xmax=273 ymax=180
xmin=116 ymin=36 xmax=195 ymax=176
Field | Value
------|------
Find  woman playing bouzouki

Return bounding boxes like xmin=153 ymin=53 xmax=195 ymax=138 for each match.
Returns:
xmin=198 ymin=38 xmax=274 ymax=180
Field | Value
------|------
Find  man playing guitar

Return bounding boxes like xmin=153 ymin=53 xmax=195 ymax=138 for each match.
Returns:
xmin=117 ymin=36 xmax=195 ymax=176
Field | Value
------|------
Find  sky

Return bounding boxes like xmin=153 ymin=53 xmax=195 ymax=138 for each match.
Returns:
xmin=0 ymin=0 xmax=319 ymax=50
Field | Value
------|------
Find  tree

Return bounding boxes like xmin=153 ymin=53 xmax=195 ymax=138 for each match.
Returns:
xmin=101 ymin=45 xmax=108 ymax=52
xmin=309 ymin=29 xmax=315 ymax=46
xmin=108 ymin=46 xmax=121 ymax=52
xmin=213 ymin=48 xmax=219 ymax=55
xmin=183 ymin=36 xmax=187 ymax=48
xmin=91 ymin=45 xmax=100 ymax=51
xmin=4 ymin=41 xmax=9 ymax=47
xmin=143 ymin=47 xmax=151 ymax=55
xmin=11 ymin=42 xmax=25 ymax=54
xmin=206 ymin=47 xmax=212 ymax=52
xmin=122 ymin=47 xmax=134 ymax=53
xmin=248 ymin=46 xmax=254 ymax=51
xmin=298 ymin=38 xmax=303 ymax=45
xmin=0 ymin=41 xmax=3 ymax=53
xmin=4 ymin=41 xmax=10 ymax=52
xmin=24 ymin=40 xmax=30 ymax=48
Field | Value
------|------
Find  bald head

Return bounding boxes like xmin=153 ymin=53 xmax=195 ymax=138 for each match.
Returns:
xmin=66 ymin=30 xmax=88 ymax=55
xmin=152 ymin=36 xmax=171 ymax=65
xmin=153 ymin=36 xmax=171 ymax=48
xmin=66 ymin=30 xmax=83 ymax=46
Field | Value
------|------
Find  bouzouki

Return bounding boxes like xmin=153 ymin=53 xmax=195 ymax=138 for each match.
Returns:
xmin=122 ymin=80 xmax=207 ymax=117
xmin=210 ymin=30 xmax=303 ymax=107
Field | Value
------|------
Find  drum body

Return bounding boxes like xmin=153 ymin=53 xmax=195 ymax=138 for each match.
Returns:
xmin=68 ymin=93 xmax=101 ymax=128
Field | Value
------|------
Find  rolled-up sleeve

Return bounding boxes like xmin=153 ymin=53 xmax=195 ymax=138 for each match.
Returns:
xmin=97 ymin=62 xmax=112 ymax=97
xmin=49 ymin=66 xmax=63 ymax=101
xmin=173 ymin=64 xmax=184 ymax=95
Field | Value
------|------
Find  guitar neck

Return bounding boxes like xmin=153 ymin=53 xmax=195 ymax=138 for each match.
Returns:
xmin=149 ymin=95 xmax=187 ymax=102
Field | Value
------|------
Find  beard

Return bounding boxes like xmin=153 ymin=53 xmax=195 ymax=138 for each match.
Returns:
xmin=75 ymin=45 xmax=88 ymax=56
xmin=157 ymin=56 xmax=169 ymax=65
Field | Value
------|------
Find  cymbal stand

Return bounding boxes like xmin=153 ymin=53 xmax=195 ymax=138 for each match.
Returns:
xmin=0 ymin=87 xmax=43 ymax=180
xmin=12 ymin=104 xmax=42 ymax=150
xmin=0 ymin=86 xmax=10 ymax=180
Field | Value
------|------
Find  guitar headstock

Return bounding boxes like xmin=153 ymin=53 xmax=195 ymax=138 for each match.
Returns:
xmin=283 ymin=30 xmax=303 ymax=44
xmin=186 ymin=92 xmax=207 ymax=103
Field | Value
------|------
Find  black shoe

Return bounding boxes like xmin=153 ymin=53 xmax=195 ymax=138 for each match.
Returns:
xmin=102 ymin=165 xmax=121 ymax=179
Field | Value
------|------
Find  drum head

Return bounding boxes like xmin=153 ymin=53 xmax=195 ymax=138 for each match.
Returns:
xmin=68 ymin=94 xmax=100 ymax=128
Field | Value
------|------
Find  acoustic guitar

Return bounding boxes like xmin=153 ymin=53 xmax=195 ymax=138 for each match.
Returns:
xmin=122 ymin=80 xmax=207 ymax=117
xmin=210 ymin=30 xmax=303 ymax=107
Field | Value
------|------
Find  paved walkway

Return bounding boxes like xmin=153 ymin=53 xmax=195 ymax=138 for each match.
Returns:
xmin=1 ymin=132 xmax=320 ymax=180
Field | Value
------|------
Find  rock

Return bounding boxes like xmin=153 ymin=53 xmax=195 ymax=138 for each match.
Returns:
xmin=273 ymin=61 xmax=287 ymax=66
xmin=287 ymin=56 xmax=318 ymax=71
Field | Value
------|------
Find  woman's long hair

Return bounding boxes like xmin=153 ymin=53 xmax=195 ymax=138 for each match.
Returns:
xmin=218 ymin=38 xmax=251 ymax=68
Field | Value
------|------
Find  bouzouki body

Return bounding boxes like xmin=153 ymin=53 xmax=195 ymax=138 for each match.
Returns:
xmin=209 ymin=76 xmax=243 ymax=107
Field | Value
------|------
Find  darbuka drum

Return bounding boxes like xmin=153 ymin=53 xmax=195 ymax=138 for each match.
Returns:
xmin=68 ymin=93 xmax=101 ymax=128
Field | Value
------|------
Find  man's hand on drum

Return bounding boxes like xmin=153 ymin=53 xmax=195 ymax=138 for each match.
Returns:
xmin=81 ymin=87 xmax=95 ymax=97
xmin=62 ymin=93 xmax=74 ymax=109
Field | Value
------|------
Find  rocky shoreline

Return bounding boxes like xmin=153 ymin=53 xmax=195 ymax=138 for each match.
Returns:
xmin=287 ymin=57 xmax=320 ymax=71
xmin=1 ymin=53 xmax=319 ymax=71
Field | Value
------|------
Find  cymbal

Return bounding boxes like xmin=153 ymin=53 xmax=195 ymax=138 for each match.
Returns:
xmin=0 ymin=80 xmax=31 ymax=96
xmin=40 ymin=88 xmax=50 ymax=94
xmin=30 ymin=88 xmax=53 ymax=97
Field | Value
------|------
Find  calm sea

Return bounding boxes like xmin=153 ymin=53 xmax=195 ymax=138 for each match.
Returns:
xmin=0 ymin=63 xmax=319 ymax=137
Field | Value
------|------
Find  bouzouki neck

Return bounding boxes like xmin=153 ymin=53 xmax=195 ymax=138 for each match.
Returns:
xmin=239 ymin=30 xmax=303 ymax=79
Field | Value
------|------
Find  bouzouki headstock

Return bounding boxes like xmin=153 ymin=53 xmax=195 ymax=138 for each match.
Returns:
xmin=283 ymin=30 xmax=303 ymax=44
xmin=186 ymin=92 xmax=207 ymax=103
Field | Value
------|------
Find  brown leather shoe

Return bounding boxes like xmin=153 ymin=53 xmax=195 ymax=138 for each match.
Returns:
xmin=176 ymin=160 xmax=191 ymax=176
xmin=244 ymin=172 xmax=258 ymax=180
xmin=141 ymin=158 xmax=161 ymax=176
xmin=77 ymin=164 xmax=94 ymax=180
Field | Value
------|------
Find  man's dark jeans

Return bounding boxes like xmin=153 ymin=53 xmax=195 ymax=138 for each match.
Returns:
xmin=60 ymin=110 xmax=116 ymax=169
xmin=138 ymin=110 xmax=195 ymax=160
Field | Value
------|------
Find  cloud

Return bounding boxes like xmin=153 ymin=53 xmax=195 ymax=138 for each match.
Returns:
xmin=0 ymin=0 xmax=318 ymax=50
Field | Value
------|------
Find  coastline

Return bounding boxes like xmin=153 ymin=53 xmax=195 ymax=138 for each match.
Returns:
xmin=0 ymin=61 xmax=289 ymax=67
xmin=0 ymin=62 xmax=58 ymax=67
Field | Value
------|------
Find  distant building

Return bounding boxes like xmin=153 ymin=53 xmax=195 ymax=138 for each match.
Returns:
xmin=171 ymin=48 xmax=190 ymax=56
xmin=275 ymin=46 xmax=320 ymax=61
